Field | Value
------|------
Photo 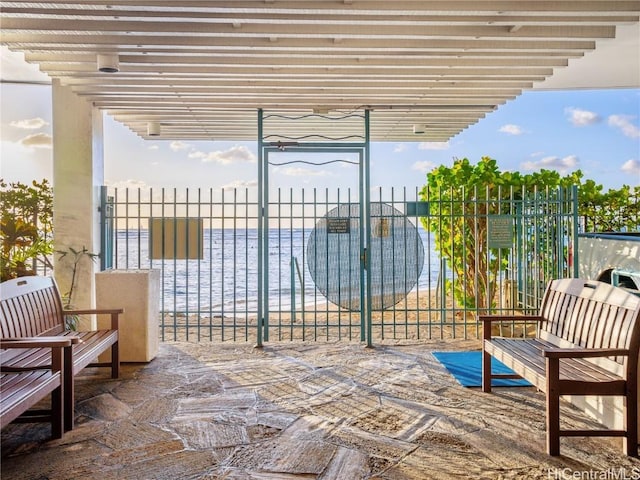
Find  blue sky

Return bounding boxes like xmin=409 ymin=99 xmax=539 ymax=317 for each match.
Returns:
xmin=1 ymin=83 xmax=639 ymax=192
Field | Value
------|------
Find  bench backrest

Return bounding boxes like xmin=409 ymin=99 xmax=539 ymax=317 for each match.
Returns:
xmin=538 ymin=278 xmax=640 ymax=374
xmin=0 ymin=276 xmax=65 ymax=338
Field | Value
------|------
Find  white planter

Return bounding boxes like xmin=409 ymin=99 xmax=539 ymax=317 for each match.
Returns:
xmin=95 ymin=269 xmax=160 ymax=362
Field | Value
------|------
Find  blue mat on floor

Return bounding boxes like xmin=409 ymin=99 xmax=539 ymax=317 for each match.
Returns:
xmin=433 ymin=351 xmax=532 ymax=388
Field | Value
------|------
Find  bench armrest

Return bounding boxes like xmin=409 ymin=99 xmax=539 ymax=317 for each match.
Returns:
xmin=543 ymin=347 xmax=630 ymax=359
xmin=65 ymin=308 xmax=123 ymax=315
xmin=1 ymin=335 xmax=82 ymax=345
xmin=0 ymin=337 xmax=74 ymax=373
xmin=64 ymin=308 xmax=123 ymax=330
xmin=0 ymin=337 xmax=74 ymax=348
xmin=481 ymin=315 xmax=544 ymax=340
xmin=480 ymin=315 xmax=544 ymax=324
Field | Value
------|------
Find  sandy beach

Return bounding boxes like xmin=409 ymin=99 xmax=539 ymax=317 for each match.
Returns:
xmin=159 ymin=287 xmax=535 ymax=344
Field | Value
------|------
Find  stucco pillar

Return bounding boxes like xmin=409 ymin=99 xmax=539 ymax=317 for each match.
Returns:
xmin=52 ymin=79 xmax=104 ymax=314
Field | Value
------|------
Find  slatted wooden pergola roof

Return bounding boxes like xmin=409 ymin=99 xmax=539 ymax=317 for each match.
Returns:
xmin=1 ymin=1 xmax=638 ymax=141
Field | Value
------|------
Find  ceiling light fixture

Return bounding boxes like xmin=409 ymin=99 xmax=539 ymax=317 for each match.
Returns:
xmin=97 ymin=53 xmax=119 ymax=73
xmin=147 ymin=122 xmax=161 ymax=136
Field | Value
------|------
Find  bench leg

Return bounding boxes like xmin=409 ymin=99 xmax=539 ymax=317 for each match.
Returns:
xmin=51 ymin=384 xmax=63 ymax=439
xmin=111 ymin=342 xmax=119 ymax=379
xmin=624 ymin=388 xmax=639 ymax=457
xmin=64 ymin=347 xmax=75 ymax=432
xmin=482 ymin=350 xmax=492 ymax=393
xmin=546 ymin=357 xmax=560 ymax=456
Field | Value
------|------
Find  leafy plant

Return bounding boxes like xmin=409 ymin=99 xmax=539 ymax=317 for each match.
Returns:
xmin=419 ymin=157 xmax=638 ymax=311
xmin=0 ymin=179 xmax=53 ymax=281
xmin=578 ymin=180 xmax=640 ymax=232
xmin=57 ymin=246 xmax=99 ymax=330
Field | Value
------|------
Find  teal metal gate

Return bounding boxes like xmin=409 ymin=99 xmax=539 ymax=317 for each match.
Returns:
xmin=257 ymin=109 xmax=373 ymax=346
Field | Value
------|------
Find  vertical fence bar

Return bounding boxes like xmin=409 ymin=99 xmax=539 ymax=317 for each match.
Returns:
xmin=207 ymin=188 xmax=213 ymax=341
xmin=100 ymin=186 xmax=108 ymax=271
xmin=347 ymin=188 xmax=353 ymax=341
xmin=136 ymin=188 xmax=141 ymax=269
xmin=257 ymin=110 xmax=264 ymax=347
xmin=313 ymin=187 xmax=319 ymax=342
xmin=290 ymin=188 xmax=295 ymax=340
xmin=221 ymin=188 xmax=227 ymax=342
xmin=571 ymin=185 xmax=580 ymax=278
xmin=277 ymin=188 xmax=283 ymax=338
xmin=263 ymin=149 xmax=270 ymax=343
xmin=323 ymin=188 xmax=329 ymax=341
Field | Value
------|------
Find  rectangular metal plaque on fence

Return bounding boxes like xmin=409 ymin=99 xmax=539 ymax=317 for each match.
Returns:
xmin=405 ymin=201 xmax=429 ymax=216
xmin=488 ymin=215 xmax=514 ymax=249
xmin=327 ymin=217 xmax=350 ymax=234
xmin=149 ymin=218 xmax=203 ymax=259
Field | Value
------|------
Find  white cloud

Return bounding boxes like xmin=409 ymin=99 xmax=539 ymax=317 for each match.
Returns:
xmin=394 ymin=143 xmax=407 ymax=153
xmin=10 ymin=117 xmax=49 ymax=130
xmin=621 ymin=159 xmax=640 ymax=176
xmin=412 ymin=160 xmax=435 ymax=173
xmin=147 ymin=145 xmax=159 ymax=150
xmin=279 ymin=167 xmax=330 ymax=177
xmin=608 ymin=115 xmax=640 ymax=139
xmin=170 ymin=140 xmax=190 ymax=151
xmin=20 ymin=132 xmax=52 ymax=149
xmin=105 ymin=179 xmax=149 ymax=190
xmin=221 ymin=179 xmax=258 ymax=189
xmin=499 ymin=124 xmax=524 ymax=135
xmin=521 ymin=155 xmax=579 ymax=173
xmin=418 ymin=141 xmax=450 ymax=150
xmin=339 ymin=161 xmax=357 ymax=169
xmin=565 ymin=108 xmax=601 ymax=126
xmin=200 ymin=145 xmax=256 ymax=164
xmin=188 ymin=151 xmax=207 ymax=160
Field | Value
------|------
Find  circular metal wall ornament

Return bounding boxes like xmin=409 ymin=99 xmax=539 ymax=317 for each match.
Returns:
xmin=307 ymin=203 xmax=424 ymax=311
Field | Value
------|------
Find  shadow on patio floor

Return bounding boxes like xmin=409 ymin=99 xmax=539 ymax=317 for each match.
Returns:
xmin=2 ymin=340 xmax=638 ymax=479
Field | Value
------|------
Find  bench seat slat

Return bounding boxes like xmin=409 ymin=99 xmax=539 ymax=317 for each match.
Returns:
xmin=490 ymin=338 xmax=624 ymax=383
xmin=0 ymin=370 xmax=59 ymax=428
xmin=1 ymin=330 xmax=118 ymax=373
xmin=0 ymin=347 xmax=51 ymax=369
xmin=68 ymin=331 xmax=119 ymax=374
xmin=487 ymin=338 xmax=627 ymax=396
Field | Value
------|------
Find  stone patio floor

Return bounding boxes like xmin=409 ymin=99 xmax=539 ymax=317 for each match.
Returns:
xmin=2 ymin=339 xmax=640 ymax=479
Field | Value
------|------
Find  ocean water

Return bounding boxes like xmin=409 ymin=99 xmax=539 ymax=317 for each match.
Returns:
xmin=114 ymin=228 xmax=442 ymax=313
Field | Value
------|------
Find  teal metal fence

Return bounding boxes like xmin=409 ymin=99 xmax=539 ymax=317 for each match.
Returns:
xmin=101 ymin=184 xmax=578 ymax=343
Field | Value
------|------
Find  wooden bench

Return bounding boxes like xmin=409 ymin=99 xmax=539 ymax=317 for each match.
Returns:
xmin=0 ymin=337 xmax=72 ymax=439
xmin=0 ymin=276 xmax=123 ymax=431
xmin=482 ymin=278 xmax=640 ymax=456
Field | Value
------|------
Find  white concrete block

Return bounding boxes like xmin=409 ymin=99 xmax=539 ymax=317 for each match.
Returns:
xmin=96 ymin=269 xmax=160 ymax=362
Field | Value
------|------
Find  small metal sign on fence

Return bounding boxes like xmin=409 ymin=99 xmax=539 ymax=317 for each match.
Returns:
xmin=488 ymin=215 xmax=514 ymax=249
xmin=326 ymin=217 xmax=350 ymax=234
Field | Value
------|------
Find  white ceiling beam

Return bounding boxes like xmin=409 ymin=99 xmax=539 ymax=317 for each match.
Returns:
xmin=0 ymin=18 xmax=618 ymax=40
xmin=2 ymin=6 xmax=637 ymax=26
xmin=24 ymin=53 xmax=571 ymax=68
xmin=2 ymin=0 xmax=639 ymax=15
xmin=1 ymin=34 xmax=598 ymax=51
